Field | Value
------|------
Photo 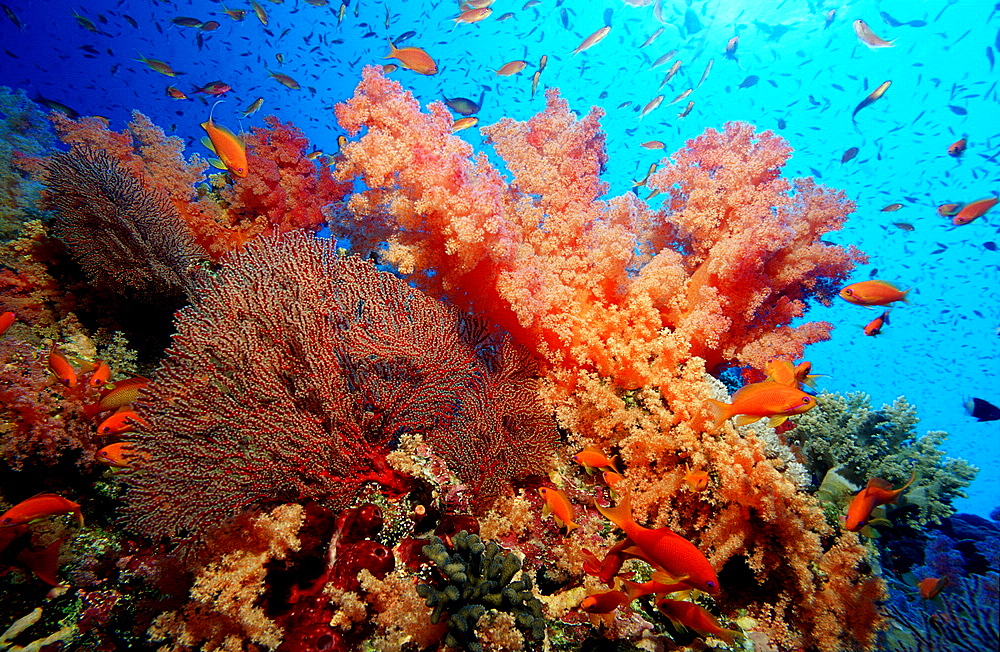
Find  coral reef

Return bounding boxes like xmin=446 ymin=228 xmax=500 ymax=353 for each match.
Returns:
xmin=788 ymin=391 xmax=977 ymax=526
xmin=417 ymin=530 xmax=546 ymax=652
xmin=120 ymin=231 xmax=557 ymax=551
xmin=0 ymin=87 xmax=56 ymax=239
xmin=41 ymin=148 xmax=205 ymax=302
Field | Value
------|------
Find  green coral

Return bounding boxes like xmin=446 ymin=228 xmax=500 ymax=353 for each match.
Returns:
xmin=789 ymin=392 xmax=977 ymax=526
xmin=416 ymin=530 xmax=546 ymax=652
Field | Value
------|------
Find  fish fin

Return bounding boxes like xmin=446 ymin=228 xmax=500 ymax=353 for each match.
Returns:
xmin=735 ymin=414 xmax=763 ymax=426
xmin=704 ymin=399 xmax=730 ymax=430
xmin=209 ymin=158 xmax=227 ymax=170
xmin=564 ymin=520 xmax=579 ymax=535
xmin=766 ymin=415 xmax=788 ymax=428
xmin=901 ymin=288 xmax=911 ymax=303
xmin=595 ymin=492 xmax=633 ymax=532
xmin=200 ymin=135 xmax=217 ymax=153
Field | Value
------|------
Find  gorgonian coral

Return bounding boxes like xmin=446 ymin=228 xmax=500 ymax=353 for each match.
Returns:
xmin=121 ymin=232 xmax=557 ymax=552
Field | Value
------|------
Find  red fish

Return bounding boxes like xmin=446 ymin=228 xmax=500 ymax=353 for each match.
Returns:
xmin=947 ymin=138 xmax=967 ymax=157
xmin=0 ymin=493 xmax=83 ymax=527
xmin=764 ymin=360 xmax=819 ymax=389
xmin=14 ymin=536 xmax=68 ymax=586
xmin=844 ymin=473 xmax=915 ymax=532
xmin=656 ymin=598 xmax=739 ymax=645
xmin=97 ymin=410 xmax=149 ymax=436
xmin=705 ymin=381 xmax=815 ymax=429
xmin=936 ymin=203 xmax=961 ymax=217
xmin=864 ymin=309 xmax=891 ymax=336
xmin=596 ymin=493 xmax=719 ymax=594
xmin=47 ymin=349 xmax=78 ymax=387
xmin=192 ymin=80 xmax=232 ymax=96
xmin=918 ymin=576 xmax=947 ymax=599
xmin=88 ymin=360 xmax=111 ymax=387
xmin=839 ymin=280 xmax=910 ymax=306
xmin=96 ymin=442 xmax=148 ymax=469
xmin=201 ymin=100 xmax=248 ymax=177
xmin=0 ymin=311 xmax=14 ymax=336
xmin=952 ymin=196 xmax=998 ymax=226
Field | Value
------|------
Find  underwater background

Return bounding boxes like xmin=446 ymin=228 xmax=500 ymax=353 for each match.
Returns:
xmin=0 ymin=0 xmax=998 ymax=651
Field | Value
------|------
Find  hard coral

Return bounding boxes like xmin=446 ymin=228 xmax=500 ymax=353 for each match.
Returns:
xmin=417 ymin=530 xmax=546 ymax=652
xmin=788 ymin=391 xmax=977 ymax=526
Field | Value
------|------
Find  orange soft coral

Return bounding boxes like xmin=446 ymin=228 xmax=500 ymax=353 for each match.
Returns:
xmin=333 ymin=67 xmax=864 ymax=397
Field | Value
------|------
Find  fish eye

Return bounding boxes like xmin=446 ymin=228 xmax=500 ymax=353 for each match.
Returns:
xmin=844 ymin=289 xmax=853 ymax=295
xmin=802 ymin=396 xmax=812 ymax=404
xmin=706 ymin=581 xmax=716 ymax=589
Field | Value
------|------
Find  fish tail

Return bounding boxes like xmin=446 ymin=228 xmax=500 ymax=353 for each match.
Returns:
xmin=74 ymin=508 xmax=84 ymax=527
xmin=901 ymin=288 xmax=911 ymax=303
xmin=595 ymin=492 xmax=633 ymax=532
xmin=704 ymin=399 xmax=731 ymax=430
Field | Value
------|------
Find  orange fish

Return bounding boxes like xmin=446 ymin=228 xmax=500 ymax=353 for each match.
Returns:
xmin=947 ymin=138 xmax=967 ymax=157
xmin=454 ymin=7 xmax=491 ymax=23
xmin=494 ymin=60 xmax=527 ymax=76
xmin=844 ymin=473 xmax=915 ymax=532
xmin=952 ymin=196 xmax=998 ymax=226
xmin=572 ymin=447 xmax=619 ymax=473
xmin=683 ymin=470 xmax=709 ymax=492
xmin=47 ymin=349 xmax=78 ymax=387
xmin=579 ymin=590 xmax=630 ymax=626
xmin=571 ymin=26 xmax=611 ymax=55
xmin=641 ymin=140 xmax=665 ymax=149
xmin=0 ymin=311 xmax=14 ymax=336
xmin=165 ymin=85 xmax=188 ymax=100
xmin=936 ymin=203 xmax=961 ymax=217
xmin=581 ymin=545 xmax=627 ymax=587
xmin=705 ymin=381 xmax=815 ymax=429
xmin=201 ymin=101 xmax=248 ymax=178
xmin=385 ymin=39 xmax=438 ymax=75
xmin=134 ymin=51 xmax=181 ymax=76
xmin=267 ymin=70 xmax=301 ymax=90
xmin=853 ymin=19 xmax=895 ymax=48
xmin=96 ymin=442 xmax=149 ymax=469
xmin=917 ymin=576 xmax=947 ymax=599
xmin=620 ymin=577 xmax=689 ymax=601
xmin=864 ymin=309 xmax=891 ymax=336
xmin=656 ymin=598 xmax=739 ymax=645
xmin=88 ymin=360 xmax=111 ymax=387
xmin=0 ymin=493 xmax=83 ymax=527
xmin=538 ymin=487 xmax=578 ymax=534
xmin=839 ymin=280 xmax=910 ymax=306
xmin=97 ymin=410 xmax=149 ymax=436
xmin=91 ymin=376 xmax=150 ymax=414
xmin=602 ymin=470 xmax=624 ymax=488
xmin=764 ymin=360 xmax=819 ymax=389
xmin=596 ymin=493 xmax=719 ymax=594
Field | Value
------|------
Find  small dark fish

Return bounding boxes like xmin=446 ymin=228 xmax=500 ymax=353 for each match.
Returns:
xmin=965 ymin=398 xmax=1000 ymax=422
xmin=777 ymin=118 xmax=787 ymax=129
xmin=442 ymin=94 xmax=480 ymax=116
xmin=880 ymin=11 xmax=903 ymax=27
xmin=684 ymin=8 xmax=702 ymax=35
xmin=881 ymin=203 xmax=905 ymax=212
xmin=395 ymin=30 xmax=416 ymax=44
xmin=2 ymin=4 xmax=22 ymax=29
xmin=172 ymin=17 xmax=203 ymax=28
xmin=738 ymin=75 xmax=759 ymax=89
xmin=603 ymin=7 xmax=613 ymax=28
xmin=892 ymin=222 xmax=914 ymax=231
xmin=948 ymin=105 xmax=968 ymax=115
xmin=988 ymin=47 xmax=995 ymax=72
xmin=841 ymin=147 xmax=859 ymax=164
xmin=907 ymin=20 xmax=927 ymax=27
xmin=984 ymin=241 xmax=997 ymax=251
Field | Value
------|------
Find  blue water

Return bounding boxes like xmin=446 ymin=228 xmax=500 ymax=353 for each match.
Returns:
xmin=1 ymin=0 xmax=997 ymax=516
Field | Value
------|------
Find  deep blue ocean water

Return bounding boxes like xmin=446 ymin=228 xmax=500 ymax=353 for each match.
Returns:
xmin=1 ymin=0 xmax=997 ymax=517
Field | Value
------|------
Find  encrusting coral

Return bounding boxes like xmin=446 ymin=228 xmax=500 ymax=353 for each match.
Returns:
xmin=788 ymin=391 xmax=977 ymax=526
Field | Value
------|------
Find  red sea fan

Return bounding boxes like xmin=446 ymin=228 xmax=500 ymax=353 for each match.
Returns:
xmin=120 ymin=232 xmax=557 ymax=551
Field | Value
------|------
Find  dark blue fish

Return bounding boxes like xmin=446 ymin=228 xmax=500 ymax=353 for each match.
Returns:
xmin=685 ymin=9 xmax=702 ymax=35
xmin=841 ymin=147 xmax=859 ymax=163
xmin=988 ymin=47 xmax=995 ymax=72
xmin=738 ymin=75 xmax=759 ymax=88
xmin=966 ymin=398 xmax=1000 ymax=422
xmin=948 ymin=105 xmax=968 ymax=115
xmin=880 ymin=11 xmax=903 ymax=27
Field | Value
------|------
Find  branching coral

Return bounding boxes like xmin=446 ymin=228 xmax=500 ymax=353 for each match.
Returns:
xmin=787 ymin=392 xmax=977 ymax=526
xmin=121 ymin=232 xmax=556 ymax=551
xmin=417 ymin=530 xmax=546 ymax=652
xmin=41 ymin=148 xmax=205 ymax=302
